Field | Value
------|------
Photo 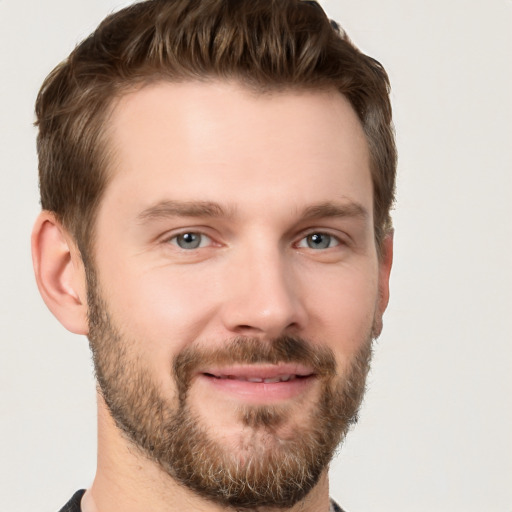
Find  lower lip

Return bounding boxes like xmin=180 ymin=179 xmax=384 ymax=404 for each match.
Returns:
xmin=198 ymin=374 xmax=316 ymax=403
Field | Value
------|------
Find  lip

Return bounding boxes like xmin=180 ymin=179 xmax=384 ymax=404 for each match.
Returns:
xmin=197 ymin=364 xmax=317 ymax=403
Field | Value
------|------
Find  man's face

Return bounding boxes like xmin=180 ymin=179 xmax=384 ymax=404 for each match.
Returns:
xmin=87 ymin=81 xmax=390 ymax=508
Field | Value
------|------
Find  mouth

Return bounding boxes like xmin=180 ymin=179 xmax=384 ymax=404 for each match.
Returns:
xmin=205 ymin=373 xmax=307 ymax=383
xmin=197 ymin=365 xmax=317 ymax=403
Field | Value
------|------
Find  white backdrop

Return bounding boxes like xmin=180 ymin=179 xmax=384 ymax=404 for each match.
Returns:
xmin=0 ymin=1 xmax=510 ymax=511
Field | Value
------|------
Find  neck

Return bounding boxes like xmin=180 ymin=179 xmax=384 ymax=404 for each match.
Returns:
xmin=83 ymin=394 xmax=331 ymax=512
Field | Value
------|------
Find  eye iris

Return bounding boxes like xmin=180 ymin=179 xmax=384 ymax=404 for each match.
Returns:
xmin=307 ymin=233 xmax=330 ymax=249
xmin=177 ymin=233 xmax=201 ymax=249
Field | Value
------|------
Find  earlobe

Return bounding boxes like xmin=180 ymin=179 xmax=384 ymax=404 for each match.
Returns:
xmin=31 ymin=211 xmax=89 ymax=335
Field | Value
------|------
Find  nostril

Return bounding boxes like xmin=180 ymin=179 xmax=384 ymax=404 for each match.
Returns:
xmin=232 ymin=323 xmax=267 ymax=335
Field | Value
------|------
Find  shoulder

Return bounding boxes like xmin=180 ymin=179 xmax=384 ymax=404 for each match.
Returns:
xmin=58 ymin=490 xmax=85 ymax=512
xmin=330 ymin=498 xmax=348 ymax=512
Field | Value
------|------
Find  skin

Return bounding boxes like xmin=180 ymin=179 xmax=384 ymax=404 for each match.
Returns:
xmin=32 ymin=81 xmax=393 ymax=512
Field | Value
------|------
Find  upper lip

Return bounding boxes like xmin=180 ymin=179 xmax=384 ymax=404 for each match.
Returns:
xmin=200 ymin=364 xmax=315 ymax=382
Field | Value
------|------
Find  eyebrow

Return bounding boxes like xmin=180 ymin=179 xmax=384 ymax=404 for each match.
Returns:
xmin=300 ymin=201 xmax=369 ymax=222
xmin=137 ymin=200 xmax=233 ymax=222
xmin=136 ymin=199 xmax=368 ymax=223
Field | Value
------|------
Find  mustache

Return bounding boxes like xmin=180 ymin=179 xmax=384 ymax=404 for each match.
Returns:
xmin=172 ymin=335 xmax=337 ymax=396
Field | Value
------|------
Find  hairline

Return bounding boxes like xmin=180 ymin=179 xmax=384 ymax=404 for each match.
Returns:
xmin=76 ymin=76 xmax=388 ymax=265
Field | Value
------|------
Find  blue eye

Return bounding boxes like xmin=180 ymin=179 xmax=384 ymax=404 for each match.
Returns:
xmin=171 ymin=232 xmax=210 ymax=249
xmin=299 ymin=233 xmax=339 ymax=250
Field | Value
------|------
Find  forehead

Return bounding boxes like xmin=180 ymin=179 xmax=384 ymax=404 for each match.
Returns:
xmin=102 ymin=80 xmax=372 ymax=218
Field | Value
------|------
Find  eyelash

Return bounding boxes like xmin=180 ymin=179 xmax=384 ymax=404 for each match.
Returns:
xmin=165 ymin=230 xmax=344 ymax=251
xmin=167 ymin=232 xmax=213 ymax=250
xmin=295 ymin=232 xmax=342 ymax=250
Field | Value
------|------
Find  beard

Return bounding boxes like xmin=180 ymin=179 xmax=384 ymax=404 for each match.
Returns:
xmin=86 ymin=268 xmax=374 ymax=510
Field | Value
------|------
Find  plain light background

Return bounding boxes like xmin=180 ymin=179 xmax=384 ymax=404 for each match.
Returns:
xmin=1 ymin=1 xmax=511 ymax=511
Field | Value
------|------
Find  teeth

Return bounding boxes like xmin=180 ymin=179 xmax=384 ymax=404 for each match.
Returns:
xmin=263 ymin=374 xmax=296 ymax=383
xmin=263 ymin=375 xmax=295 ymax=383
xmin=212 ymin=374 xmax=300 ymax=382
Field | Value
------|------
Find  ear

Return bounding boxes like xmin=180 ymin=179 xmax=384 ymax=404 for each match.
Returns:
xmin=31 ymin=211 xmax=89 ymax=335
xmin=373 ymin=232 xmax=394 ymax=337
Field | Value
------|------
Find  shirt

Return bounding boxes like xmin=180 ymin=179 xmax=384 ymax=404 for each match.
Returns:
xmin=58 ymin=489 xmax=347 ymax=511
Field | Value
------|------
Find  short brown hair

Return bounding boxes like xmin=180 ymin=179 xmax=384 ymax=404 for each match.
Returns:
xmin=35 ymin=0 xmax=396 ymax=261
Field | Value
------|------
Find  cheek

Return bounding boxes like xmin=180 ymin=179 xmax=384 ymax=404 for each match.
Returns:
xmin=97 ymin=260 xmax=221 ymax=360
xmin=303 ymin=262 xmax=378 ymax=356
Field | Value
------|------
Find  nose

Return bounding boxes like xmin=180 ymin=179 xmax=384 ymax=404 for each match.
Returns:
xmin=219 ymin=245 xmax=308 ymax=339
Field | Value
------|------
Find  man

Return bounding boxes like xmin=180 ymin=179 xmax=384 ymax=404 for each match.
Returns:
xmin=31 ymin=0 xmax=396 ymax=511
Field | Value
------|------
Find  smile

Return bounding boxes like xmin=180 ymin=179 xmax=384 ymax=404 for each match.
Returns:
xmin=197 ymin=365 xmax=317 ymax=403
xmin=205 ymin=373 xmax=305 ymax=383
